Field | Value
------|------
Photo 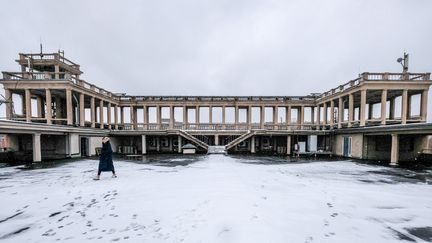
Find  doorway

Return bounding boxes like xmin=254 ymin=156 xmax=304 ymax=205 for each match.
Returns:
xmin=80 ymin=137 xmax=89 ymax=157
xmin=343 ymin=137 xmax=352 ymax=157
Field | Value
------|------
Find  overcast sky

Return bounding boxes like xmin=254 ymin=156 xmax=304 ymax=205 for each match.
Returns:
xmin=1 ymin=0 xmax=432 ymax=118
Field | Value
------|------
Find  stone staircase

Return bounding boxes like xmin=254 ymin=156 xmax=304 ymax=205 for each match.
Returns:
xmin=207 ymin=146 xmax=227 ymax=154
xmin=178 ymin=130 xmax=209 ymax=150
xmin=225 ymin=130 xmax=255 ymax=150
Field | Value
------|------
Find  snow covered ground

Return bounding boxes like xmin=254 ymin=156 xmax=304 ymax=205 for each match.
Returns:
xmin=0 ymin=155 xmax=431 ymax=243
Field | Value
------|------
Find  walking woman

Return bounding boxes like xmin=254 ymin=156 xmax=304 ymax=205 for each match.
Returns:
xmin=94 ymin=137 xmax=117 ymax=180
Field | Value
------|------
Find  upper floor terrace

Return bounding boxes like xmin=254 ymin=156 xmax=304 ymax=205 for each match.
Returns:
xmin=1 ymin=52 xmax=431 ymax=132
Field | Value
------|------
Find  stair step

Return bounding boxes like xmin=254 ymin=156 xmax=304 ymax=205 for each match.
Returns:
xmin=207 ymin=146 xmax=226 ymax=154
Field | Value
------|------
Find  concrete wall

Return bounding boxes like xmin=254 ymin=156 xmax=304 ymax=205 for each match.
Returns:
xmin=333 ymin=134 xmax=364 ymax=159
xmin=69 ymin=133 xmax=80 ymax=157
xmin=363 ymin=135 xmax=427 ymax=162
xmin=89 ymin=136 xmax=104 ymax=156
xmin=363 ymin=135 xmax=390 ymax=161
xmin=424 ymin=135 xmax=432 ymax=154
xmin=4 ymin=134 xmax=20 ymax=151
xmin=78 ymin=135 xmax=118 ymax=157
xmin=399 ymin=135 xmax=427 ymax=162
xmin=109 ymin=137 xmax=120 ymax=153
xmin=41 ymin=135 xmax=67 ymax=159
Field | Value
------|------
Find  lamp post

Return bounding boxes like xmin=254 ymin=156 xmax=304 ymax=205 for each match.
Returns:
xmin=397 ymin=52 xmax=409 ymax=73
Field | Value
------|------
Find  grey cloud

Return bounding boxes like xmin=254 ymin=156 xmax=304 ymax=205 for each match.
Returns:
xmin=0 ymin=0 xmax=431 ymax=118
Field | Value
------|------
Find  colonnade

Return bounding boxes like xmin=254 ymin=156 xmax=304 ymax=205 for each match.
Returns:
xmin=316 ymin=89 xmax=428 ymax=129
xmin=3 ymin=88 xmax=429 ymax=131
xmin=4 ymin=88 xmax=119 ymax=129
xmin=121 ymin=105 xmax=316 ymax=130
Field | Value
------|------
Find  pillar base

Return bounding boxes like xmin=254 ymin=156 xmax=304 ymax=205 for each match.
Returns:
xmin=251 ymin=136 xmax=256 ymax=154
xmin=142 ymin=135 xmax=147 ymax=155
xmin=33 ymin=133 xmax=42 ymax=162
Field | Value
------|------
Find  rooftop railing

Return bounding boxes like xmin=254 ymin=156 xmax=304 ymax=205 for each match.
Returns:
xmin=361 ymin=72 xmax=430 ymax=81
xmin=2 ymin=71 xmax=77 ymax=82
xmin=18 ymin=53 xmax=80 ymax=70
xmin=317 ymin=72 xmax=431 ymax=101
xmin=116 ymin=95 xmax=317 ymax=102
xmin=117 ymin=123 xmax=316 ymax=131
xmin=1 ymin=71 xmax=115 ymax=98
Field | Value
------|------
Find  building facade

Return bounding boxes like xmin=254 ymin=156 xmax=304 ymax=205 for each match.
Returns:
xmin=1 ymin=52 xmax=431 ymax=164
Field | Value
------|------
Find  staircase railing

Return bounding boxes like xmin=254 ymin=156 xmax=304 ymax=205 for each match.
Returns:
xmin=225 ymin=130 xmax=255 ymax=150
xmin=178 ymin=130 xmax=209 ymax=150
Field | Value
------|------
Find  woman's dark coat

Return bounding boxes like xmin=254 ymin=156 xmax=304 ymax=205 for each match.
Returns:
xmin=98 ymin=141 xmax=114 ymax=171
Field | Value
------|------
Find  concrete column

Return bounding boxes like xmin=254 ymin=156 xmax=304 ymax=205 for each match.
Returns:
xmin=107 ymin=103 xmax=112 ymax=129
xmin=156 ymin=137 xmax=160 ymax=152
xmin=407 ymin=94 xmax=412 ymax=120
xmin=381 ymin=89 xmax=387 ymax=125
xmin=79 ymin=93 xmax=85 ymax=127
xmin=114 ymin=105 xmax=118 ymax=129
xmin=130 ymin=105 xmax=136 ymax=129
xmin=33 ymin=133 xmax=42 ymax=162
xmin=25 ymin=89 xmax=31 ymax=122
xmin=209 ymin=105 xmax=213 ymax=124
xmin=286 ymin=106 xmax=291 ymax=126
xmin=322 ymin=103 xmax=327 ymax=126
xmin=215 ymin=134 xmax=219 ymax=146
xmin=120 ymin=106 xmax=124 ymax=125
xmin=55 ymin=96 xmax=62 ymax=119
xmin=143 ymin=105 xmax=147 ymax=125
xmin=300 ymin=106 xmax=304 ymax=129
xmin=389 ymin=98 xmax=395 ymax=120
xmin=390 ymin=134 xmax=399 ymax=165
xmin=156 ymin=106 xmax=161 ymax=128
xmin=66 ymin=89 xmax=73 ymax=125
xmin=45 ymin=89 xmax=52 ymax=125
xmin=178 ymin=135 xmax=182 ymax=153
xmin=142 ymin=135 xmax=147 ymax=154
xmin=368 ymin=103 xmax=374 ymax=120
xmin=36 ymin=96 xmax=43 ymax=118
xmin=90 ymin=97 xmax=95 ymax=128
xmin=4 ymin=89 xmax=12 ymax=120
xmin=99 ymin=100 xmax=104 ymax=129
xmin=183 ymin=106 xmax=187 ymax=125
xmin=310 ymin=106 xmax=315 ymax=125
xmin=54 ymin=64 xmax=60 ymax=79
xmin=274 ymin=106 xmax=278 ymax=124
xmin=222 ymin=106 xmax=226 ymax=125
xmin=170 ymin=106 xmax=174 ymax=128
xmin=348 ymin=94 xmax=354 ymax=127
xmin=330 ymin=100 xmax=335 ymax=128
xmin=234 ymin=105 xmax=239 ymax=125
xmin=421 ymin=89 xmax=429 ymax=122
xmin=401 ymin=89 xmax=408 ymax=125
xmin=360 ymin=89 xmax=367 ymax=126
xmin=65 ymin=133 xmax=70 ymax=157
xmin=286 ymin=135 xmax=291 ymax=155
xmin=338 ymin=97 xmax=343 ymax=128
xmin=134 ymin=106 xmax=138 ymax=129
xmin=195 ymin=106 xmax=200 ymax=124
xmin=260 ymin=106 xmax=265 ymax=129
xmin=251 ymin=136 xmax=256 ymax=153
xmin=247 ymin=106 xmax=252 ymax=128
xmin=316 ymin=105 xmax=321 ymax=129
